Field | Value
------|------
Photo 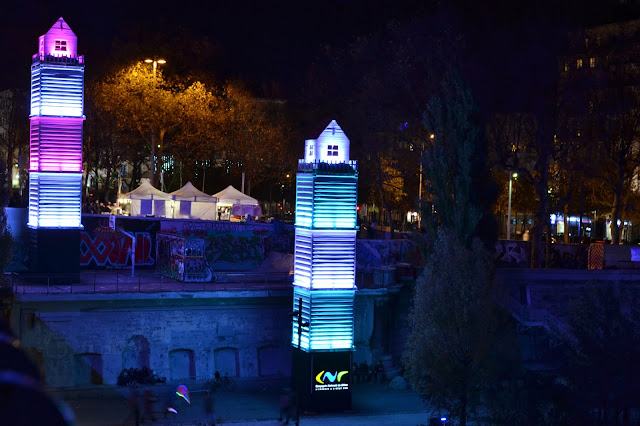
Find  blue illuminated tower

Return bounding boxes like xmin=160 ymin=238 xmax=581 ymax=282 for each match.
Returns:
xmin=28 ymin=18 xmax=84 ymax=274
xmin=291 ymin=120 xmax=357 ymax=411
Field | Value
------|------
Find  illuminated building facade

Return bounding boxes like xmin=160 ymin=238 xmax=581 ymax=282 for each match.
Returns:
xmin=28 ymin=18 xmax=84 ymax=274
xmin=291 ymin=120 xmax=357 ymax=411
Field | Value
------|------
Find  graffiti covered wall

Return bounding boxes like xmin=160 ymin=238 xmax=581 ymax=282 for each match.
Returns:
xmin=355 ymin=238 xmax=425 ymax=272
xmin=160 ymin=220 xmax=295 ymax=271
xmin=494 ymin=240 xmax=588 ymax=269
xmin=80 ymin=215 xmax=161 ymax=269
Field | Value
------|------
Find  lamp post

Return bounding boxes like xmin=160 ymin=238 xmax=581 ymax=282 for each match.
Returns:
xmin=417 ymin=134 xmax=435 ymax=232
xmin=144 ymin=56 xmax=166 ymax=188
xmin=507 ymin=172 xmax=517 ymax=240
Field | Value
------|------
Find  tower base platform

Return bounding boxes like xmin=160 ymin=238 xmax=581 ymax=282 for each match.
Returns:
xmin=29 ymin=228 xmax=80 ymax=280
xmin=292 ymin=348 xmax=352 ymax=412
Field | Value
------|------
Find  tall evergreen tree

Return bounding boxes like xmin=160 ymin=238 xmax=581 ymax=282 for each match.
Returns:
xmin=404 ymin=73 xmax=518 ymax=425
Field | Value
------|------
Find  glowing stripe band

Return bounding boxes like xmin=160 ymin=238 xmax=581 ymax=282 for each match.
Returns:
xmin=295 ymin=174 xmax=313 ymax=228
xmin=29 ymin=117 xmax=83 ymax=171
xmin=294 ymin=229 xmax=356 ymax=290
xmin=28 ymin=172 xmax=82 ymax=228
xmin=30 ymin=64 xmax=84 ymax=117
xmin=291 ymin=287 xmax=354 ymax=351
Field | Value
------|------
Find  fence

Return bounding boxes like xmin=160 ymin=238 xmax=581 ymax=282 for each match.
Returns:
xmin=5 ymin=271 xmax=293 ymax=295
xmin=4 ymin=269 xmax=407 ymax=295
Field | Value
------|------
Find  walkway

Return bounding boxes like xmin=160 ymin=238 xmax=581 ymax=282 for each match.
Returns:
xmin=8 ymin=270 xmax=293 ymax=295
xmin=55 ymin=381 xmax=432 ymax=425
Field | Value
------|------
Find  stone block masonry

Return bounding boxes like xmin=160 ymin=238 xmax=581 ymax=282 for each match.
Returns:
xmin=11 ymin=292 xmax=293 ymax=387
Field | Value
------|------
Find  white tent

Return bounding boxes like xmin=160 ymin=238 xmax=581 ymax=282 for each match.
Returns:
xmin=212 ymin=185 xmax=262 ymax=218
xmin=119 ymin=178 xmax=172 ymax=217
xmin=170 ymin=181 xmax=218 ymax=220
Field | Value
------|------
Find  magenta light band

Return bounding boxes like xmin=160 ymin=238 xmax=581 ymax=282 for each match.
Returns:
xmin=29 ymin=117 xmax=83 ymax=172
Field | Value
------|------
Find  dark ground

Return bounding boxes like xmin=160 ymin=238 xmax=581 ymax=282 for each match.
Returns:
xmin=50 ymin=379 xmax=432 ymax=425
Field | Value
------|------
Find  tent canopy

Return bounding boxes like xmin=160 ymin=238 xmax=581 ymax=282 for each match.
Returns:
xmin=212 ymin=185 xmax=258 ymax=206
xmin=120 ymin=178 xmax=172 ymax=200
xmin=170 ymin=181 xmax=217 ymax=202
xmin=118 ymin=178 xmax=171 ymax=217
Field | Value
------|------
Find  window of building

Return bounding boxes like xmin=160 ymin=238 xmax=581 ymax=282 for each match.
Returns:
xmin=327 ymin=145 xmax=338 ymax=156
xmin=577 ymin=58 xmax=583 ymax=69
xmin=54 ymin=40 xmax=67 ymax=51
xmin=564 ymin=62 xmax=569 ymax=72
xmin=585 ymin=37 xmax=589 ymax=48
xmin=590 ymin=57 xmax=596 ymax=68
xmin=309 ymin=145 xmax=314 ymax=156
xmin=597 ymin=36 xmax=602 ymax=46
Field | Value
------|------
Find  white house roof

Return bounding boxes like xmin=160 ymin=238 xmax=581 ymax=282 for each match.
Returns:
xmin=170 ymin=181 xmax=217 ymax=202
xmin=212 ymin=185 xmax=258 ymax=206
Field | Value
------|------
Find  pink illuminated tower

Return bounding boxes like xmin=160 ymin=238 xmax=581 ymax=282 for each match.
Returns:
xmin=28 ymin=18 xmax=84 ymax=274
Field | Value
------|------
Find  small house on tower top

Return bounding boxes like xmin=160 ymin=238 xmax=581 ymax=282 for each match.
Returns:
xmin=303 ymin=120 xmax=350 ymax=164
xmin=38 ymin=17 xmax=78 ymax=59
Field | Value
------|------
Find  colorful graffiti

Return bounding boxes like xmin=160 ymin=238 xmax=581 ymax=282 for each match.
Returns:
xmin=494 ymin=240 xmax=588 ymax=269
xmin=205 ymin=231 xmax=264 ymax=269
xmin=355 ymin=239 xmax=420 ymax=271
xmin=80 ymin=231 xmax=154 ymax=267
xmin=494 ymin=241 xmax=530 ymax=267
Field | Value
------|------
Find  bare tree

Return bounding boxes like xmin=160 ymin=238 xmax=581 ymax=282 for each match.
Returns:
xmin=0 ymin=90 xmax=28 ymax=201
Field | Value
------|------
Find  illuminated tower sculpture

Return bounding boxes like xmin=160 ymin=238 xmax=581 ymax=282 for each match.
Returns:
xmin=28 ymin=18 xmax=84 ymax=274
xmin=291 ymin=120 xmax=357 ymax=411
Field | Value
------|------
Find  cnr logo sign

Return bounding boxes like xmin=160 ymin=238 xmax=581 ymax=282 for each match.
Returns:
xmin=315 ymin=370 xmax=349 ymax=385
xmin=314 ymin=370 xmax=349 ymax=391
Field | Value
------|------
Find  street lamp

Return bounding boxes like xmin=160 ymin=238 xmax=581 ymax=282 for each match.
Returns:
xmin=507 ymin=172 xmax=517 ymax=240
xmin=144 ymin=57 xmax=166 ymax=79
xmin=144 ymin=56 xmax=166 ymax=188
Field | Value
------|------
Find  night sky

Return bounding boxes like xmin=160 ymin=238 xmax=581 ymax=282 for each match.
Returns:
xmin=2 ymin=0 xmax=639 ymax=96
xmin=1 ymin=1 xmax=427 ymax=90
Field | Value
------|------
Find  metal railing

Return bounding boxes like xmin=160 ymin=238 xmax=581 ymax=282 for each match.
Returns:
xmin=6 ymin=270 xmax=293 ymax=295
xmin=32 ymin=53 xmax=84 ymax=65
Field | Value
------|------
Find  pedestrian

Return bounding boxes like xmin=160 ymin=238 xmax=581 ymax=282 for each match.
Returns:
xmin=162 ymin=389 xmax=175 ymax=419
xmin=352 ymin=362 xmax=359 ymax=384
xmin=278 ymin=387 xmax=290 ymax=422
xmin=124 ymin=385 xmax=140 ymax=425
xmin=376 ymin=360 xmax=384 ymax=384
xmin=285 ymin=387 xmax=298 ymax=425
xmin=204 ymin=390 xmax=214 ymax=424
xmin=291 ymin=389 xmax=300 ymax=426
xmin=359 ymin=361 xmax=369 ymax=383
xmin=140 ymin=388 xmax=156 ymax=423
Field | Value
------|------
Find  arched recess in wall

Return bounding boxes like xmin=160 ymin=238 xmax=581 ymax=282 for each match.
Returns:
xmin=257 ymin=345 xmax=287 ymax=377
xmin=24 ymin=347 xmax=46 ymax=380
xmin=214 ymin=347 xmax=239 ymax=377
xmin=169 ymin=349 xmax=196 ymax=381
xmin=74 ymin=353 xmax=103 ymax=385
xmin=122 ymin=335 xmax=150 ymax=370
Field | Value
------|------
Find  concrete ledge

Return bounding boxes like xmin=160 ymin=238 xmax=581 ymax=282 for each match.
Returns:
xmin=497 ymin=268 xmax=640 ymax=282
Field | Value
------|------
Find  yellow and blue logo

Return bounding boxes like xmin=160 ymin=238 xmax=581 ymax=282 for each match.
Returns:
xmin=315 ymin=370 xmax=349 ymax=385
